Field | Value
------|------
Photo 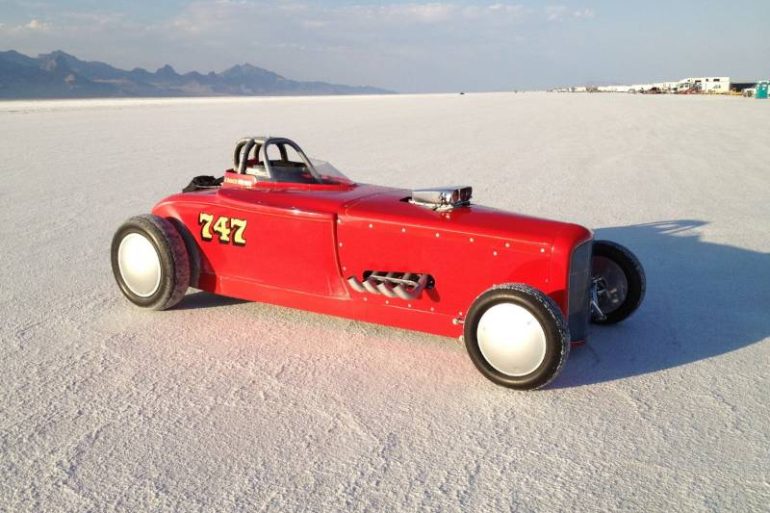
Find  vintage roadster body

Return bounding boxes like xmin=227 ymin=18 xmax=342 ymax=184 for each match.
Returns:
xmin=112 ymin=137 xmax=645 ymax=389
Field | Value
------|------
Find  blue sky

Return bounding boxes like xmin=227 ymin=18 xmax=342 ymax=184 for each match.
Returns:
xmin=1 ymin=1 xmax=768 ymax=91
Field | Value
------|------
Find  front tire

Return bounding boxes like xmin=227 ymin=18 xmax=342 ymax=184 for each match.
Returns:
xmin=591 ymin=240 xmax=646 ymax=324
xmin=464 ymin=284 xmax=570 ymax=390
xmin=111 ymin=214 xmax=191 ymax=310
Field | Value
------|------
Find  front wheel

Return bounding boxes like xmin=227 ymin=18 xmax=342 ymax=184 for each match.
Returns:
xmin=464 ymin=284 xmax=570 ymax=390
xmin=590 ymin=240 xmax=646 ymax=324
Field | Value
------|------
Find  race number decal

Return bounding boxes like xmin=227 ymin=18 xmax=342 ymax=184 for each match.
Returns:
xmin=230 ymin=218 xmax=247 ymax=245
xmin=198 ymin=213 xmax=214 ymax=240
xmin=198 ymin=213 xmax=247 ymax=246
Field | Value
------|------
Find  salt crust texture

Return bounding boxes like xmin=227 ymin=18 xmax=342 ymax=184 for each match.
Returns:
xmin=1 ymin=93 xmax=768 ymax=512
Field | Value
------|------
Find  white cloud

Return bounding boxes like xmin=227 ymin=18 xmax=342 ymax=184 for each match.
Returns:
xmin=545 ymin=5 xmax=568 ymax=21
xmin=546 ymin=5 xmax=595 ymax=22
xmin=488 ymin=3 xmax=526 ymax=14
xmin=361 ymin=3 xmax=455 ymax=24
xmin=168 ymin=2 xmax=528 ymax=33
xmin=0 ymin=18 xmax=51 ymax=34
xmin=301 ymin=19 xmax=327 ymax=29
xmin=25 ymin=19 xmax=50 ymax=30
xmin=573 ymin=8 xmax=595 ymax=19
xmin=352 ymin=2 xmax=529 ymax=24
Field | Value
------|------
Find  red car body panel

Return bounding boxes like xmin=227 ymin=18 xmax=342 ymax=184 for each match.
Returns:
xmin=152 ymin=175 xmax=592 ymax=339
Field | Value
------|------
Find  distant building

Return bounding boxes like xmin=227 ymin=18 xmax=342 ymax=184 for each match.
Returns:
xmin=731 ymin=81 xmax=759 ymax=93
xmin=676 ymin=77 xmax=731 ymax=93
xmin=552 ymin=76 xmax=748 ymax=95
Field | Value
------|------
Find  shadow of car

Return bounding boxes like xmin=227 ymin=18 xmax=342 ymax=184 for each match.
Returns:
xmin=556 ymin=220 xmax=770 ymax=387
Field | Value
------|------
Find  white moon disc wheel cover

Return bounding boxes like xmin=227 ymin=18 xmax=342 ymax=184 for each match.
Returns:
xmin=117 ymin=233 xmax=162 ymax=298
xmin=477 ymin=303 xmax=547 ymax=377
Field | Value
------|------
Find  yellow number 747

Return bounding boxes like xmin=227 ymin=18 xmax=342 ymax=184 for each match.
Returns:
xmin=198 ymin=213 xmax=247 ymax=246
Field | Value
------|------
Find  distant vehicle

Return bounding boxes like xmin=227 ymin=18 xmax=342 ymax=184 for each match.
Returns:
xmin=111 ymin=137 xmax=646 ymax=390
xmin=675 ymin=82 xmax=701 ymax=94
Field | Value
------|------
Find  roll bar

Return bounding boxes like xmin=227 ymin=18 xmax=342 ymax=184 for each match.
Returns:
xmin=233 ymin=136 xmax=322 ymax=183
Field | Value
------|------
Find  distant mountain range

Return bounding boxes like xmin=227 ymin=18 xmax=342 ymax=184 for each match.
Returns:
xmin=0 ymin=50 xmax=391 ymax=99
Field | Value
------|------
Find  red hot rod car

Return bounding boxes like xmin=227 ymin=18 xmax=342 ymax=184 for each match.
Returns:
xmin=111 ymin=137 xmax=645 ymax=390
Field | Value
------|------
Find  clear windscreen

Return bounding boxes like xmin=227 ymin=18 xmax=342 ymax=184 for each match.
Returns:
xmin=310 ymin=159 xmax=353 ymax=185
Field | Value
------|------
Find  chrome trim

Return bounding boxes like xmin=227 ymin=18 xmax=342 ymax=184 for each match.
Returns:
xmin=590 ymin=278 xmax=607 ymax=321
xmin=117 ymin=233 xmax=161 ymax=298
xmin=347 ymin=272 xmax=431 ymax=301
xmin=376 ymin=281 xmax=398 ymax=298
xmin=362 ymin=278 xmax=381 ymax=295
xmin=591 ymin=256 xmax=629 ymax=316
xmin=347 ymin=276 xmax=366 ymax=293
xmin=477 ymin=303 xmax=547 ymax=376
xmin=410 ymin=186 xmax=472 ymax=211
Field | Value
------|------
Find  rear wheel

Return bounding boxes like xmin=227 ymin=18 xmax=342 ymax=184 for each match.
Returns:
xmin=464 ymin=284 xmax=570 ymax=390
xmin=111 ymin=214 xmax=190 ymax=310
xmin=169 ymin=217 xmax=201 ymax=289
xmin=590 ymin=240 xmax=646 ymax=324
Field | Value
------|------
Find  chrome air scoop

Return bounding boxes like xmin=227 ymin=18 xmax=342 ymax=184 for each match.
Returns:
xmin=410 ymin=186 xmax=472 ymax=211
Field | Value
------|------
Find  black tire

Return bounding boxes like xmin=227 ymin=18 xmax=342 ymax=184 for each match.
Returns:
xmin=591 ymin=240 xmax=646 ymax=324
xmin=111 ymin=214 xmax=190 ymax=310
xmin=464 ymin=284 xmax=570 ymax=390
xmin=169 ymin=217 xmax=201 ymax=289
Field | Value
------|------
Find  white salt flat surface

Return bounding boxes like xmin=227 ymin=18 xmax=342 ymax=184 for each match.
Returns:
xmin=1 ymin=92 xmax=768 ymax=512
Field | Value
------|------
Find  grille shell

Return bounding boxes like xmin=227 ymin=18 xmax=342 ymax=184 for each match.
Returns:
xmin=567 ymin=240 xmax=593 ymax=342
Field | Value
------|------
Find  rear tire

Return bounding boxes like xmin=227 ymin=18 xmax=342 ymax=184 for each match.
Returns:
xmin=169 ymin=217 xmax=201 ymax=289
xmin=464 ymin=284 xmax=570 ymax=390
xmin=591 ymin=240 xmax=645 ymax=324
xmin=111 ymin=214 xmax=190 ymax=310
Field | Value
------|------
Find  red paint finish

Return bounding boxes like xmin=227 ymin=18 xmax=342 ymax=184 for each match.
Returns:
xmin=152 ymin=180 xmax=591 ymax=339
